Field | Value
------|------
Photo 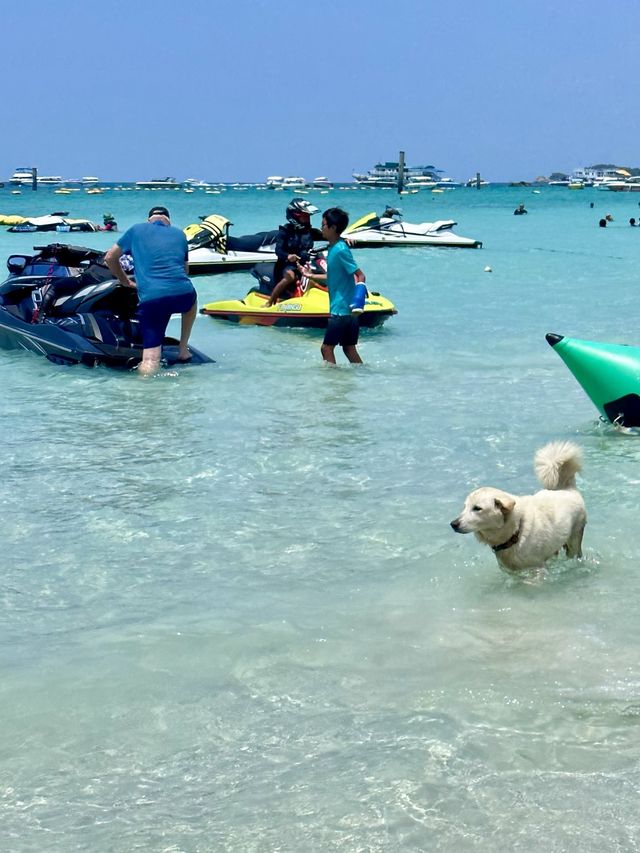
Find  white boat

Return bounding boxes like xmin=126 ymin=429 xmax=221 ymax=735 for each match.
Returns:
xmin=266 ymin=176 xmax=284 ymax=189
xmin=82 ymin=176 xmax=99 ymax=185
xmin=38 ymin=176 xmax=64 ymax=186
xmin=599 ymin=175 xmax=640 ymax=192
xmin=282 ymin=176 xmax=307 ymax=189
xmin=134 ymin=177 xmax=181 ymax=189
xmin=184 ymin=178 xmax=211 ymax=188
xmin=312 ymin=176 xmax=333 ymax=189
xmin=10 ymin=167 xmax=35 ymax=185
xmin=572 ymin=166 xmax=623 ymax=187
xmin=404 ymin=175 xmax=438 ymax=190
xmin=342 ymin=207 xmax=482 ymax=248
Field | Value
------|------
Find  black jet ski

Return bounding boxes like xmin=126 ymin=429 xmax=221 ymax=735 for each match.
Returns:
xmin=0 ymin=243 xmax=213 ymax=368
xmin=185 ymin=214 xmax=280 ymax=275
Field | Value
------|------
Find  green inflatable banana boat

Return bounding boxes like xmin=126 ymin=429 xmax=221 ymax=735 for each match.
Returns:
xmin=546 ymin=332 xmax=640 ymax=427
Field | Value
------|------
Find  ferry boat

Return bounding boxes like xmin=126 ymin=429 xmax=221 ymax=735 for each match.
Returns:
xmin=38 ymin=176 xmax=64 ymax=186
xmin=10 ymin=167 xmax=35 ymax=185
xmin=353 ymin=161 xmax=444 ymax=187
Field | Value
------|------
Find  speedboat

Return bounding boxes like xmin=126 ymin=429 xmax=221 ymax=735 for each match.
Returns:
xmin=185 ymin=214 xmax=279 ymax=275
xmin=342 ymin=208 xmax=482 ymax=248
xmin=546 ymin=332 xmax=640 ymax=428
xmin=6 ymin=214 xmax=101 ymax=233
xmin=134 ymin=177 xmax=180 ymax=189
xmin=200 ymin=260 xmax=397 ymax=328
xmin=0 ymin=243 xmax=213 ymax=368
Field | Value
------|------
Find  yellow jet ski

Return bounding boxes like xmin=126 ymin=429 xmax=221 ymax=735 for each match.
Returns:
xmin=200 ymin=276 xmax=397 ymax=329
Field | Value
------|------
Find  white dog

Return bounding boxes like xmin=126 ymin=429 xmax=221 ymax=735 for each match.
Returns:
xmin=450 ymin=441 xmax=587 ymax=572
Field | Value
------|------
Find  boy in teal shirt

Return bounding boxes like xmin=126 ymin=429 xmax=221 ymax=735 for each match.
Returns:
xmin=298 ymin=207 xmax=366 ymax=364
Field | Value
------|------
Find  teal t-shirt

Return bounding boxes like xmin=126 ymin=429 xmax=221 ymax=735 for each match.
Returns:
xmin=117 ymin=221 xmax=193 ymax=303
xmin=326 ymin=239 xmax=358 ymax=315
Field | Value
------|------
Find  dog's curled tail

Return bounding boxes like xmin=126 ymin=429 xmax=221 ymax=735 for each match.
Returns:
xmin=534 ymin=440 xmax=583 ymax=490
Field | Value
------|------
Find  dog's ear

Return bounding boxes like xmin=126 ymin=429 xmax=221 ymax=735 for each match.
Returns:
xmin=494 ymin=495 xmax=516 ymax=516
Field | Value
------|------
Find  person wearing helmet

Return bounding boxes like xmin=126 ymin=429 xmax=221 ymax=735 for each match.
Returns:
xmin=264 ymin=198 xmax=323 ymax=307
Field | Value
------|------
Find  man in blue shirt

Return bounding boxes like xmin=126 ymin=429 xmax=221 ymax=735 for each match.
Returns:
xmin=298 ymin=207 xmax=366 ymax=364
xmin=104 ymin=206 xmax=197 ymax=374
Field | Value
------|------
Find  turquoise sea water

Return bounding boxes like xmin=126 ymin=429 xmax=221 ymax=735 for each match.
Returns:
xmin=1 ymin=184 xmax=640 ymax=852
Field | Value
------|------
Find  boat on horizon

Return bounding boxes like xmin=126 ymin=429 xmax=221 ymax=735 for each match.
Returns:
xmin=353 ymin=161 xmax=449 ymax=188
xmin=10 ymin=167 xmax=35 ymax=186
xmin=312 ymin=176 xmax=333 ymax=189
xmin=599 ymin=175 xmax=640 ymax=192
xmin=134 ymin=177 xmax=181 ymax=189
xmin=282 ymin=176 xmax=307 ymax=189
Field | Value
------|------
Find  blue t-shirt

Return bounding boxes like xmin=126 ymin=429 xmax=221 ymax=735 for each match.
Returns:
xmin=326 ymin=239 xmax=358 ymax=315
xmin=117 ymin=221 xmax=193 ymax=303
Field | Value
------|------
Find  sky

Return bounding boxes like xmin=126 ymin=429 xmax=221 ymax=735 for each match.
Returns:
xmin=3 ymin=0 xmax=639 ymax=183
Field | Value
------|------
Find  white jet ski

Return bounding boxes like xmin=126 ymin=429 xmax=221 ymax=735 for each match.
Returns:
xmin=185 ymin=214 xmax=278 ymax=275
xmin=7 ymin=214 xmax=101 ymax=233
xmin=342 ymin=207 xmax=482 ymax=248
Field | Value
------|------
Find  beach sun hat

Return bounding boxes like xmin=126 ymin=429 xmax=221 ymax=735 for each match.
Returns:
xmin=148 ymin=206 xmax=170 ymax=218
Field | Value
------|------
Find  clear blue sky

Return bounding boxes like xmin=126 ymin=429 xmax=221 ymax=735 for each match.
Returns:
xmin=4 ymin=0 xmax=639 ymax=183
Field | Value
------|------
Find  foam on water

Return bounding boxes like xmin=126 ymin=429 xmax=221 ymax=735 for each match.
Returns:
xmin=1 ymin=185 xmax=640 ymax=851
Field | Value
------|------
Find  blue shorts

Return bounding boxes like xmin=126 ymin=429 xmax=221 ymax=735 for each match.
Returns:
xmin=137 ymin=290 xmax=196 ymax=348
xmin=323 ymin=314 xmax=359 ymax=347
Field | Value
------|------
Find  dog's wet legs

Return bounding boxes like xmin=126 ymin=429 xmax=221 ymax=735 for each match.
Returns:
xmin=565 ymin=523 xmax=585 ymax=559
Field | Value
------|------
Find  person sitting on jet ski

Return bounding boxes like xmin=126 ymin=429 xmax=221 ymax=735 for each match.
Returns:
xmin=264 ymin=199 xmax=323 ymax=306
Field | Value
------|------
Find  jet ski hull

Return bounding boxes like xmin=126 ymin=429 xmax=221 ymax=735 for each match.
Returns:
xmin=0 ymin=243 xmax=214 ymax=368
xmin=546 ymin=332 xmax=640 ymax=427
xmin=188 ymin=247 xmax=278 ymax=276
xmin=345 ymin=231 xmax=482 ymax=248
xmin=200 ymin=288 xmax=397 ymax=329
xmin=0 ymin=309 xmax=212 ymax=368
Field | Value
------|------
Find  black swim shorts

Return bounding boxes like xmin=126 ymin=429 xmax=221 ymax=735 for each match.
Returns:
xmin=137 ymin=290 xmax=196 ymax=348
xmin=323 ymin=314 xmax=360 ymax=347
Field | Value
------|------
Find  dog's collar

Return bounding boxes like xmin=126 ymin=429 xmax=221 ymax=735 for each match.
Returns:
xmin=492 ymin=525 xmax=521 ymax=553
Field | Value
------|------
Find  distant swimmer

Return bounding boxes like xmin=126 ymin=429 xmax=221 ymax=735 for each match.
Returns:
xmin=630 ymin=218 xmax=637 ymax=226
xmin=590 ymin=202 xmax=594 ymax=208
xmin=514 ymin=203 xmax=528 ymax=215
xmin=606 ymin=214 xmax=614 ymax=222
xmin=599 ymin=218 xmax=607 ymax=228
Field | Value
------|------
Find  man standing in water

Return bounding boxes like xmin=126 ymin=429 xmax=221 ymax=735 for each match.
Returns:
xmin=298 ymin=207 xmax=366 ymax=365
xmin=104 ymin=206 xmax=197 ymax=375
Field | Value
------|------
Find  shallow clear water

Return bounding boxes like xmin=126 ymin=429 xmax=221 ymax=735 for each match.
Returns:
xmin=1 ymin=184 xmax=640 ymax=852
